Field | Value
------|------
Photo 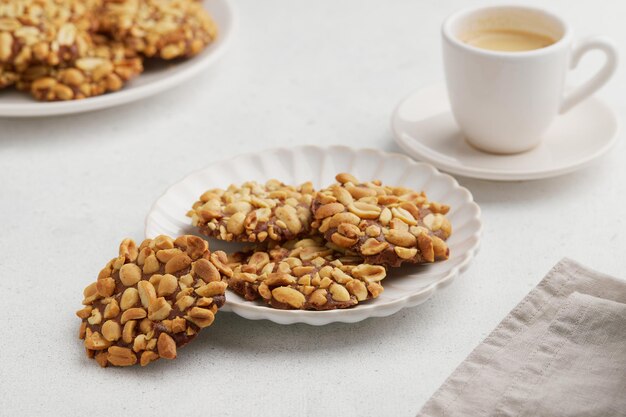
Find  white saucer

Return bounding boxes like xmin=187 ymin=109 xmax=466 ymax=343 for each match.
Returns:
xmin=0 ymin=0 xmax=234 ymax=117
xmin=391 ymin=82 xmax=619 ymax=181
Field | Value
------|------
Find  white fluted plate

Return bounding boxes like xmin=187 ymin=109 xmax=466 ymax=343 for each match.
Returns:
xmin=0 ymin=0 xmax=234 ymax=117
xmin=145 ymin=146 xmax=482 ymax=325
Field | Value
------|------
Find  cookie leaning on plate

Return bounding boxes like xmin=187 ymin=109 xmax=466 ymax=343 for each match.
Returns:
xmin=188 ymin=180 xmax=315 ymax=243
xmin=311 ymin=173 xmax=451 ymax=267
xmin=77 ymin=235 xmax=229 ymax=367
xmin=227 ymin=237 xmax=386 ymax=310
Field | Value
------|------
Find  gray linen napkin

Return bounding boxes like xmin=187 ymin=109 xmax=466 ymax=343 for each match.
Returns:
xmin=418 ymin=258 xmax=626 ymax=417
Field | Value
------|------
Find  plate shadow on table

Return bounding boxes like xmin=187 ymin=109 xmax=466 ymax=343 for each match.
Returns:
xmin=184 ymin=298 xmax=440 ymax=355
xmin=0 ymin=62 xmax=225 ymax=149
xmin=0 ymin=97 xmax=154 ymax=148
xmin=190 ymin=265 xmax=452 ymax=342
xmin=72 ymin=296 xmax=448 ymax=375
xmin=387 ymin=140 xmax=614 ymax=206
xmin=96 ymin=266 xmax=457 ymax=374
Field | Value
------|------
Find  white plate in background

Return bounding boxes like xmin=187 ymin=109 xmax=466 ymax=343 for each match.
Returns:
xmin=0 ymin=0 xmax=235 ymax=117
xmin=145 ymin=146 xmax=482 ymax=325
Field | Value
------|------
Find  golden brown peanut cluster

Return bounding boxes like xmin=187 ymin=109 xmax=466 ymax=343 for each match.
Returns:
xmin=228 ymin=237 xmax=386 ymax=310
xmin=311 ymin=173 xmax=451 ymax=267
xmin=0 ymin=65 xmax=17 ymax=88
xmin=188 ymin=180 xmax=315 ymax=243
xmin=77 ymin=235 xmax=229 ymax=367
xmin=0 ymin=0 xmax=99 ymax=71
xmin=99 ymin=0 xmax=217 ymax=60
xmin=17 ymin=35 xmax=142 ymax=100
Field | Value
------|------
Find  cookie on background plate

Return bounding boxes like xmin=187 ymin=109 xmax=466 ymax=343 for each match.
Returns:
xmin=227 ymin=237 xmax=386 ymax=310
xmin=188 ymin=179 xmax=315 ymax=243
xmin=99 ymin=0 xmax=217 ymax=60
xmin=77 ymin=235 xmax=230 ymax=367
xmin=0 ymin=0 xmax=100 ymax=71
xmin=311 ymin=173 xmax=452 ymax=268
xmin=18 ymin=35 xmax=143 ymax=101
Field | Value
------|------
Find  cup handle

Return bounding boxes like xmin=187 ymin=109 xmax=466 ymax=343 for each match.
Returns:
xmin=560 ymin=36 xmax=618 ymax=114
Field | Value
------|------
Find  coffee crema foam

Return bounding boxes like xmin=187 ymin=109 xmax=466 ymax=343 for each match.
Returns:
xmin=461 ymin=28 xmax=556 ymax=52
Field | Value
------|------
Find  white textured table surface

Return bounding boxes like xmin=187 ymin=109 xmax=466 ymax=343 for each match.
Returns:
xmin=1 ymin=1 xmax=624 ymax=416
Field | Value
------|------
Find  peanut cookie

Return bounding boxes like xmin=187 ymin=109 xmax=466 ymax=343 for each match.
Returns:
xmin=311 ymin=173 xmax=452 ymax=268
xmin=77 ymin=235 xmax=231 ymax=367
xmin=227 ymin=237 xmax=386 ymax=310
xmin=17 ymin=35 xmax=143 ymax=100
xmin=100 ymin=0 xmax=217 ymax=60
xmin=0 ymin=0 xmax=100 ymax=71
xmin=189 ymin=180 xmax=315 ymax=243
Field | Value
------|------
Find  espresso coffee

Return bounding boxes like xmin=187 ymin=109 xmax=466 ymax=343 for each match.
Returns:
xmin=444 ymin=5 xmax=617 ymax=153
xmin=462 ymin=29 xmax=556 ymax=52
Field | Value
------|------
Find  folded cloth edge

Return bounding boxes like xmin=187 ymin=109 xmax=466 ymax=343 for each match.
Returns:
xmin=416 ymin=257 xmax=626 ymax=417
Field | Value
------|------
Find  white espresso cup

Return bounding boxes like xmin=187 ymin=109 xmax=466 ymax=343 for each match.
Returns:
xmin=442 ymin=5 xmax=618 ymax=154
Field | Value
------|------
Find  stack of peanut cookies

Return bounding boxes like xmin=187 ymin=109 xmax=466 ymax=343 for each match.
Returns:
xmin=189 ymin=173 xmax=452 ymax=311
xmin=77 ymin=173 xmax=452 ymax=367
xmin=0 ymin=0 xmax=217 ymax=101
